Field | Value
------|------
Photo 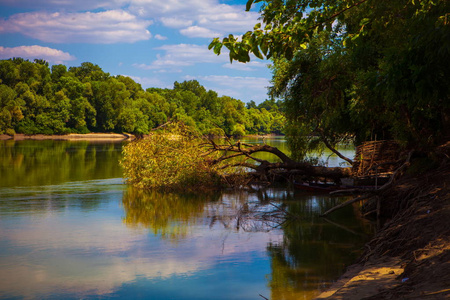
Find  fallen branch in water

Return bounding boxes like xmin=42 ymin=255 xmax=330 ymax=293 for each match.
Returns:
xmin=321 ymin=151 xmax=413 ymax=217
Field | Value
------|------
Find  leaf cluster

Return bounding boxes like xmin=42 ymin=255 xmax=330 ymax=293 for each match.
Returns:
xmin=120 ymin=122 xmax=225 ymax=191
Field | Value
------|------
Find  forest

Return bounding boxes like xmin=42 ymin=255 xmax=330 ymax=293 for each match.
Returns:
xmin=0 ymin=58 xmax=284 ymax=137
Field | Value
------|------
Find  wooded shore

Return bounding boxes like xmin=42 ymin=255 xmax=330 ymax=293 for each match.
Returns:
xmin=0 ymin=133 xmax=135 ymax=141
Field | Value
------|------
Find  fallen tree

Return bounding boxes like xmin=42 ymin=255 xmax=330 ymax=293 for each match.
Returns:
xmin=203 ymin=139 xmax=352 ymax=185
xmin=121 ymin=123 xmax=354 ymax=191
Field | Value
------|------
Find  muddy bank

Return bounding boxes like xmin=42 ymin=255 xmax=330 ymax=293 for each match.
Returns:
xmin=316 ymin=146 xmax=450 ymax=299
xmin=0 ymin=133 xmax=135 ymax=141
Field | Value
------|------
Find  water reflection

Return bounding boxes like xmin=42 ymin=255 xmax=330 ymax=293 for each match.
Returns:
xmin=122 ymin=187 xmax=299 ymax=239
xmin=267 ymin=195 xmax=372 ymax=299
xmin=0 ymin=139 xmax=370 ymax=300
xmin=122 ymin=188 xmax=373 ymax=299
xmin=122 ymin=188 xmax=221 ymax=239
xmin=0 ymin=140 xmax=124 ymax=187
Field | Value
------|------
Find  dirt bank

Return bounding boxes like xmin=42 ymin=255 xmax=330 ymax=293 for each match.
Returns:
xmin=316 ymin=145 xmax=450 ymax=299
xmin=0 ymin=133 xmax=135 ymax=141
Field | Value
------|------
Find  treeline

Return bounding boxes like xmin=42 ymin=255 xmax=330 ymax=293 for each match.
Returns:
xmin=0 ymin=58 xmax=284 ymax=136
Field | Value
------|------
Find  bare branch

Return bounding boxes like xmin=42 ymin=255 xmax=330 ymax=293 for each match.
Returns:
xmin=323 ymin=151 xmax=413 ymax=216
xmin=316 ymin=128 xmax=353 ymax=165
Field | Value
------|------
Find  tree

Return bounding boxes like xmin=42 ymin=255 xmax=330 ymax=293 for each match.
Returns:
xmin=121 ymin=122 xmax=351 ymax=191
xmin=0 ymin=59 xmax=285 ymax=137
xmin=209 ymin=0 xmax=450 ymax=155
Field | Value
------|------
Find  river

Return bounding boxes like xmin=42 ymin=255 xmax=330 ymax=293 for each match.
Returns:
xmin=0 ymin=137 xmax=372 ymax=299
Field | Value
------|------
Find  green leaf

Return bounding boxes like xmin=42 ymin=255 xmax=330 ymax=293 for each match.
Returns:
xmin=246 ymin=0 xmax=254 ymax=11
xmin=213 ymin=43 xmax=222 ymax=55
xmin=360 ymin=18 xmax=370 ymax=26
xmin=260 ymin=37 xmax=269 ymax=55
xmin=252 ymin=44 xmax=264 ymax=59
xmin=207 ymin=38 xmax=219 ymax=50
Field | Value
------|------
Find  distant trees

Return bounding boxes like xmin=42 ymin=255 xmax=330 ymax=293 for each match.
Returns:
xmin=0 ymin=58 xmax=284 ymax=136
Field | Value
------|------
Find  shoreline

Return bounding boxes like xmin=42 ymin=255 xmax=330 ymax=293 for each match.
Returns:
xmin=0 ymin=133 xmax=135 ymax=141
xmin=0 ymin=133 xmax=284 ymax=142
xmin=315 ymin=148 xmax=450 ymax=299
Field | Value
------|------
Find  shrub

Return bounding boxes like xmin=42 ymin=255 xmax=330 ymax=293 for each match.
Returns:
xmin=121 ymin=123 xmax=223 ymax=191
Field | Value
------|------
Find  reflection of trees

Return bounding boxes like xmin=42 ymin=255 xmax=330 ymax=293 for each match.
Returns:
xmin=122 ymin=187 xmax=221 ymax=239
xmin=121 ymin=187 xmax=296 ymax=239
xmin=122 ymin=187 xmax=373 ymax=299
xmin=267 ymin=196 xmax=373 ymax=300
xmin=0 ymin=140 xmax=123 ymax=187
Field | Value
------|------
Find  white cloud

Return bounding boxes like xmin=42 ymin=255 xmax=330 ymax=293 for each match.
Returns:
xmin=0 ymin=0 xmax=128 ymax=11
xmin=223 ymin=60 xmax=268 ymax=71
xmin=128 ymin=0 xmax=259 ymax=37
xmin=195 ymin=4 xmax=260 ymax=34
xmin=0 ymin=10 xmax=152 ymax=43
xmin=160 ymin=17 xmax=193 ymax=28
xmin=133 ymin=44 xmax=229 ymax=72
xmin=180 ymin=26 xmax=221 ymax=38
xmin=0 ymin=0 xmax=260 ymax=44
xmin=154 ymin=34 xmax=167 ymax=40
xmin=0 ymin=45 xmax=75 ymax=63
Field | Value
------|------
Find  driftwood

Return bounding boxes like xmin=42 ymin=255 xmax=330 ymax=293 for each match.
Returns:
xmin=202 ymin=139 xmax=352 ymax=183
xmin=201 ymin=138 xmax=415 ymax=219
xmin=321 ymin=151 xmax=413 ymax=217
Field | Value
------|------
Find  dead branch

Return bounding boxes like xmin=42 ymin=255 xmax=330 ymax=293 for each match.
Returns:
xmin=321 ymin=193 xmax=373 ymax=217
xmin=317 ymin=129 xmax=353 ymax=165
xmin=322 ymin=151 xmax=413 ymax=216
xmin=205 ymin=140 xmax=352 ymax=182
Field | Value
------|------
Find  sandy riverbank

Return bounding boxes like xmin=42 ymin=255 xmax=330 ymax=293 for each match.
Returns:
xmin=316 ymin=143 xmax=450 ymax=299
xmin=0 ymin=133 xmax=135 ymax=141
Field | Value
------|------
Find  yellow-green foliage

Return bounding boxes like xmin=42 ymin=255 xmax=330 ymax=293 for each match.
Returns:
xmin=122 ymin=187 xmax=220 ymax=240
xmin=121 ymin=123 xmax=222 ymax=191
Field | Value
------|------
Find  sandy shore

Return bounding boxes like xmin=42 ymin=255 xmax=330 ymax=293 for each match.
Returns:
xmin=0 ymin=133 xmax=135 ymax=141
xmin=315 ymin=147 xmax=450 ymax=299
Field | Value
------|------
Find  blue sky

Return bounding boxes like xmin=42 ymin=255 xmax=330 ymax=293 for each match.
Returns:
xmin=0 ymin=0 xmax=272 ymax=104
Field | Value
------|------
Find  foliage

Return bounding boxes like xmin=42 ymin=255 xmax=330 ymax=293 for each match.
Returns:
xmin=122 ymin=187 xmax=219 ymax=239
xmin=120 ymin=123 xmax=224 ymax=191
xmin=0 ymin=59 xmax=285 ymax=136
xmin=210 ymin=0 xmax=450 ymax=155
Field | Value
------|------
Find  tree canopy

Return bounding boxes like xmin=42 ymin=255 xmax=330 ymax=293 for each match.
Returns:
xmin=210 ymin=0 xmax=450 ymax=156
xmin=0 ymin=58 xmax=284 ymax=136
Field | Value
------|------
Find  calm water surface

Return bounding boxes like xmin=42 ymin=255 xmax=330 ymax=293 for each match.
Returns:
xmin=0 ymin=138 xmax=372 ymax=299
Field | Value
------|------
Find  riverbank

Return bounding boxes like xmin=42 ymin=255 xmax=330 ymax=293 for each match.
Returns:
xmin=0 ymin=133 xmax=135 ymax=141
xmin=0 ymin=133 xmax=282 ymax=141
xmin=316 ymin=144 xmax=450 ymax=299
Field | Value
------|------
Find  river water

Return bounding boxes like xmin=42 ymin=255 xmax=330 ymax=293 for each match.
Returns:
xmin=0 ymin=138 xmax=372 ymax=299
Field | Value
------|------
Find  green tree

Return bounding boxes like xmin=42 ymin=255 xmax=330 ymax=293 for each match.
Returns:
xmin=210 ymin=0 xmax=450 ymax=155
xmin=0 ymin=84 xmax=22 ymax=134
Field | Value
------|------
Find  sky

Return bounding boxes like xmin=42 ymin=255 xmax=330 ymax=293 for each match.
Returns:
xmin=0 ymin=0 xmax=273 ymax=104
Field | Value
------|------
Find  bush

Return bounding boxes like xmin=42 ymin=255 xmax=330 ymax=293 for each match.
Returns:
xmin=121 ymin=123 xmax=223 ymax=191
xmin=5 ymin=128 xmax=15 ymax=136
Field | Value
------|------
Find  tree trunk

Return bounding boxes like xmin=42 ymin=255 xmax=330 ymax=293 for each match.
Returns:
xmin=204 ymin=140 xmax=352 ymax=183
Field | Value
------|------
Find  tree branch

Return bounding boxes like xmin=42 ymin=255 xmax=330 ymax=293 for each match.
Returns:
xmin=316 ymin=128 xmax=353 ymax=165
xmin=323 ymin=151 xmax=413 ymax=216
xmin=309 ymin=0 xmax=370 ymax=30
